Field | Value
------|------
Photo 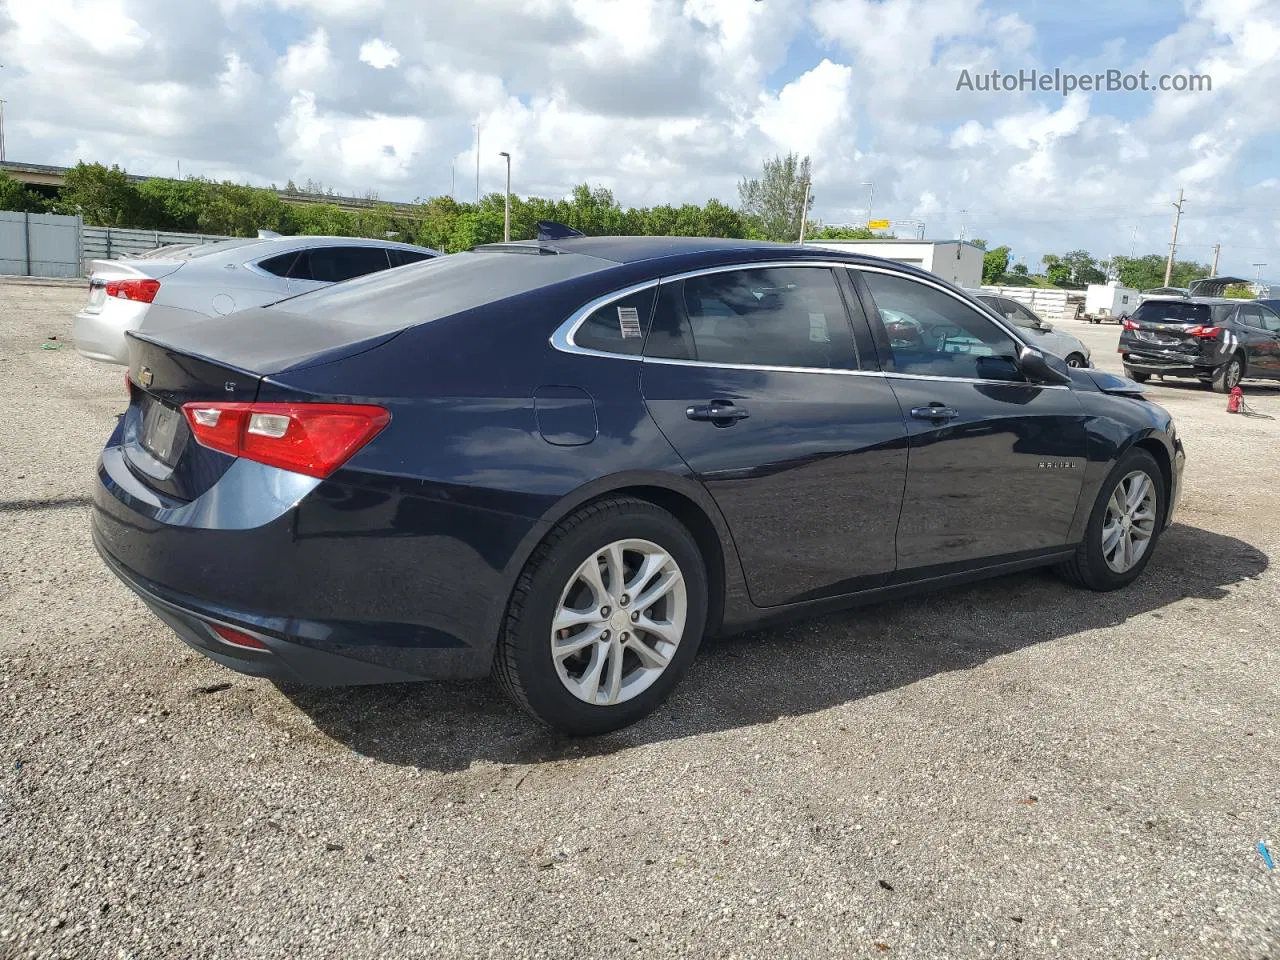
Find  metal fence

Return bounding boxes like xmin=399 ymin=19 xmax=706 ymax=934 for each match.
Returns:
xmin=81 ymin=226 xmax=234 ymax=269
xmin=0 ymin=211 xmax=82 ymax=278
xmin=979 ymin=285 xmax=1075 ymax=322
xmin=0 ymin=213 xmax=237 ymax=277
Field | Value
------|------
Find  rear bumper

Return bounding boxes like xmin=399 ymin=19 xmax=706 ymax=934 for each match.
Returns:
xmin=73 ymin=301 xmax=149 ymax=365
xmin=1121 ymin=350 xmax=1215 ymax=377
xmin=92 ymin=433 xmax=545 ymax=684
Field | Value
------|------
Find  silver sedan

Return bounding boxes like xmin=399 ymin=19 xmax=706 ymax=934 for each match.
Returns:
xmin=73 ymin=234 xmax=440 ymax=364
xmin=967 ymin=290 xmax=1092 ymax=367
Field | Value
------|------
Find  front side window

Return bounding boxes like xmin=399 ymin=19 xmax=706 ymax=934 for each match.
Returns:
xmin=645 ymin=266 xmax=856 ymax=370
xmin=573 ymin=288 xmax=657 ymax=356
xmin=1257 ymin=305 xmax=1280 ymax=332
xmin=860 ymin=271 xmax=1022 ymax=381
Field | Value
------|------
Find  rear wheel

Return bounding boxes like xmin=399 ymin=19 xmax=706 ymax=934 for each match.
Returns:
xmin=1212 ymin=353 xmax=1244 ymax=393
xmin=1058 ymin=447 xmax=1165 ymax=591
xmin=1123 ymin=368 xmax=1150 ymax=383
xmin=493 ymin=497 xmax=708 ymax=735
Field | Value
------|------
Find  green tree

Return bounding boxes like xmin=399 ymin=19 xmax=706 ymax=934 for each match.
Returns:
xmin=1012 ymin=262 xmax=1029 ymax=277
xmin=810 ymin=225 xmax=879 ymax=241
xmin=55 ymin=162 xmax=142 ymax=226
xmin=982 ymin=245 xmax=1011 ymax=284
xmin=0 ymin=172 xmax=49 ymax=212
xmin=197 ymin=182 xmax=290 ymax=236
xmin=135 ymin=178 xmax=211 ymax=231
xmin=1223 ymin=285 xmax=1256 ymax=299
xmin=737 ymin=153 xmax=811 ymax=242
xmin=1061 ymin=249 xmax=1106 ymax=286
xmin=698 ymin=198 xmax=747 ymax=238
xmin=286 ymin=202 xmax=356 ymax=236
xmin=1041 ymin=254 xmax=1071 ymax=287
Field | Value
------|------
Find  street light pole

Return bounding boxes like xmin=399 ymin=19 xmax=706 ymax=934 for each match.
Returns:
xmin=499 ymin=151 xmax=511 ymax=243
xmin=473 ymin=121 xmax=481 ymax=202
xmin=861 ymin=181 xmax=874 ymax=227
xmin=797 ymin=178 xmax=811 ymax=244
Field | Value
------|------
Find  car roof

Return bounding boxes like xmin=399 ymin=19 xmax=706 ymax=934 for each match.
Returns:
xmin=472 ymin=235 xmax=957 ymax=283
xmin=1141 ymin=295 xmax=1237 ymax=305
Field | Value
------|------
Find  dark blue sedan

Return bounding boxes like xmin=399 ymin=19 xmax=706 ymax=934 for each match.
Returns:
xmin=93 ymin=235 xmax=1185 ymax=735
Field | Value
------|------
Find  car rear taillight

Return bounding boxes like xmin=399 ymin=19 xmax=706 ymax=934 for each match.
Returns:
xmin=180 ymin=402 xmax=390 ymax=479
xmin=1122 ymin=319 xmax=1139 ymax=331
xmin=1185 ymin=325 xmax=1220 ymax=338
xmin=105 ymin=278 xmax=161 ymax=303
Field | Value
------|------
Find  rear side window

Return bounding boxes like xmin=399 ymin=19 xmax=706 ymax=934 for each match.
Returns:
xmin=1236 ymin=305 xmax=1264 ymax=328
xmin=293 ymin=247 xmax=392 ymax=283
xmin=645 ymin=266 xmax=857 ymax=370
xmin=573 ymin=288 xmax=657 ymax=356
xmin=256 ymin=252 xmax=299 ymax=277
xmin=388 ymin=249 xmax=434 ymax=267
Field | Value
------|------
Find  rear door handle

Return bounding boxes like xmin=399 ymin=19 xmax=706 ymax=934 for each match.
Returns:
xmin=686 ymin=400 xmax=750 ymax=425
xmin=910 ymin=404 xmax=959 ymax=422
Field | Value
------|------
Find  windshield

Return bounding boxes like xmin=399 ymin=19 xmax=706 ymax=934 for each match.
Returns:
xmin=1132 ymin=301 xmax=1234 ymax=324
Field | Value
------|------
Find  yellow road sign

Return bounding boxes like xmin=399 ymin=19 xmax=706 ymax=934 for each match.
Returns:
xmin=867 ymin=219 xmax=891 ymax=230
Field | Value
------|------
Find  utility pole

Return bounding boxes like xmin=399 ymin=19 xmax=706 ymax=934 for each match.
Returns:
xmin=860 ymin=181 xmax=874 ymax=228
xmin=1163 ymin=188 xmax=1185 ymax=287
xmin=0 ymin=99 xmax=7 ymax=164
xmin=1211 ymin=243 xmax=1221 ymax=275
xmin=958 ymin=209 xmax=968 ymax=244
xmin=499 ymin=151 xmax=511 ymax=243
xmin=1128 ymin=224 xmax=1138 ymax=258
xmin=797 ymin=179 xmax=812 ymax=244
xmin=450 ymin=160 xmax=455 ymax=200
xmin=472 ymin=121 xmax=480 ymax=202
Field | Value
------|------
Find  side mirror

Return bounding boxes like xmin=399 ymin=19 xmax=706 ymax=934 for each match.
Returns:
xmin=1039 ymin=321 xmax=1054 ymax=332
xmin=1017 ymin=345 xmax=1072 ymax=385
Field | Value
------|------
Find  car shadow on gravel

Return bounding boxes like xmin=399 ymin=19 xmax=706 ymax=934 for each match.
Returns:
xmin=277 ymin=522 xmax=1267 ymax=773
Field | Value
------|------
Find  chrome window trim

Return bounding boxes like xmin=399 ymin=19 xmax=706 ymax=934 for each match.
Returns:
xmin=548 ymin=259 xmax=1065 ymax=388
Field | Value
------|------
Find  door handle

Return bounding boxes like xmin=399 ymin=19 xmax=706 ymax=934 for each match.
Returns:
xmin=910 ymin=404 xmax=959 ymax=422
xmin=686 ymin=400 xmax=750 ymax=425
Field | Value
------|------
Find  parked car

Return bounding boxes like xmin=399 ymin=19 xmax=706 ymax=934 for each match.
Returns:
xmin=92 ymin=236 xmax=1184 ymax=735
xmin=73 ymin=235 xmax=440 ymax=364
xmin=965 ymin=289 xmax=1092 ymax=367
xmin=1119 ymin=296 xmax=1280 ymax=391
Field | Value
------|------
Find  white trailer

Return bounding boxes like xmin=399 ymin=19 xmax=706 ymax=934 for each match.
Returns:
xmin=1082 ymin=281 xmax=1139 ymax=323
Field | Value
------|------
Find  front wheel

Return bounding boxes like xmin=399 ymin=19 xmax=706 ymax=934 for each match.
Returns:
xmin=1065 ymin=353 xmax=1087 ymax=368
xmin=1123 ymin=367 xmax=1150 ymax=384
xmin=1058 ymin=447 xmax=1165 ymax=591
xmin=493 ymin=497 xmax=708 ymax=735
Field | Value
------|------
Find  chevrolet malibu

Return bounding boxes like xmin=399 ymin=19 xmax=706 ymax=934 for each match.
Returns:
xmin=93 ymin=236 xmax=1184 ymax=735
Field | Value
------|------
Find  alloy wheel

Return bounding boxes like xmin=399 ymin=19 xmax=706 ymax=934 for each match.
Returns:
xmin=1101 ymin=471 xmax=1157 ymax=574
xmin=550 ymin=539 xmax=687 ymax=706
xmin=1225 ymin=359 xmax=1242 ymax=389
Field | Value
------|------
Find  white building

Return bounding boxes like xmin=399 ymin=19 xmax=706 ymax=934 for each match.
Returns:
xmin=800 ymin=239 xmax=986 ymax=289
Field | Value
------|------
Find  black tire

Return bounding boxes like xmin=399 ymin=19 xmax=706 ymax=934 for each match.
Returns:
xmin=1211 ymin=353 xmax=1244 ymax=393
xmin=1066 ymin=353 xmax=1087 ymax=368
xmin=493 ymin=497 xmax=708 ymax=736
xmin=1123 ymin=368 xmax=1150 ymax=384
xmin=1058 ymin=447 xmax=1166 ymax=591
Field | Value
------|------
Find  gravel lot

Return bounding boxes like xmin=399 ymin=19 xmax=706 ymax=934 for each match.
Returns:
xmin=1 ymin=282 xmax=1277 ymax=960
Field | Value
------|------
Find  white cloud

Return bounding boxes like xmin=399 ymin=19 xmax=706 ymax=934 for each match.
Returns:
xmin=359 ymin=38 xmax=401 ymax=70
xmin=276 ymin=28 xmax=334 ymax=92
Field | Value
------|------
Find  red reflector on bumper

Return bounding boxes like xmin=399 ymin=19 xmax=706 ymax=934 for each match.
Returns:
xmin=210 ymin=624 xmax=269 ymax=650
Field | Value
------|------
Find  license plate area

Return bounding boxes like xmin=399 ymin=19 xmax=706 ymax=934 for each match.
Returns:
xmin=86 ymin=282 xmax=107 ymax=312
xmin=139 ymin=394 xmax=184 ymax=466
xmin=1136 ymin=330 xmax=1182 ymax=346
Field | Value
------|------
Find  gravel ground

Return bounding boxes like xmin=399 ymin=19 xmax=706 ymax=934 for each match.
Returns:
xmin=1 ymin=283 xmax=1277 ymax=960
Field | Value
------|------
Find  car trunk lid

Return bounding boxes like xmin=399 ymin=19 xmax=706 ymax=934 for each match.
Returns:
xmin=83 ymin=258 xmax=184 ymax=315
xmin=1126 ymin=301 xmax=1227 ymax=353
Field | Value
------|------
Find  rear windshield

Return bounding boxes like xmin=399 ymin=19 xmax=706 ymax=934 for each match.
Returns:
xmin=269 ymin=249 xmax=615 ymax=330
xmin=1133 ymin=301 xmax=1234 ymax=324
